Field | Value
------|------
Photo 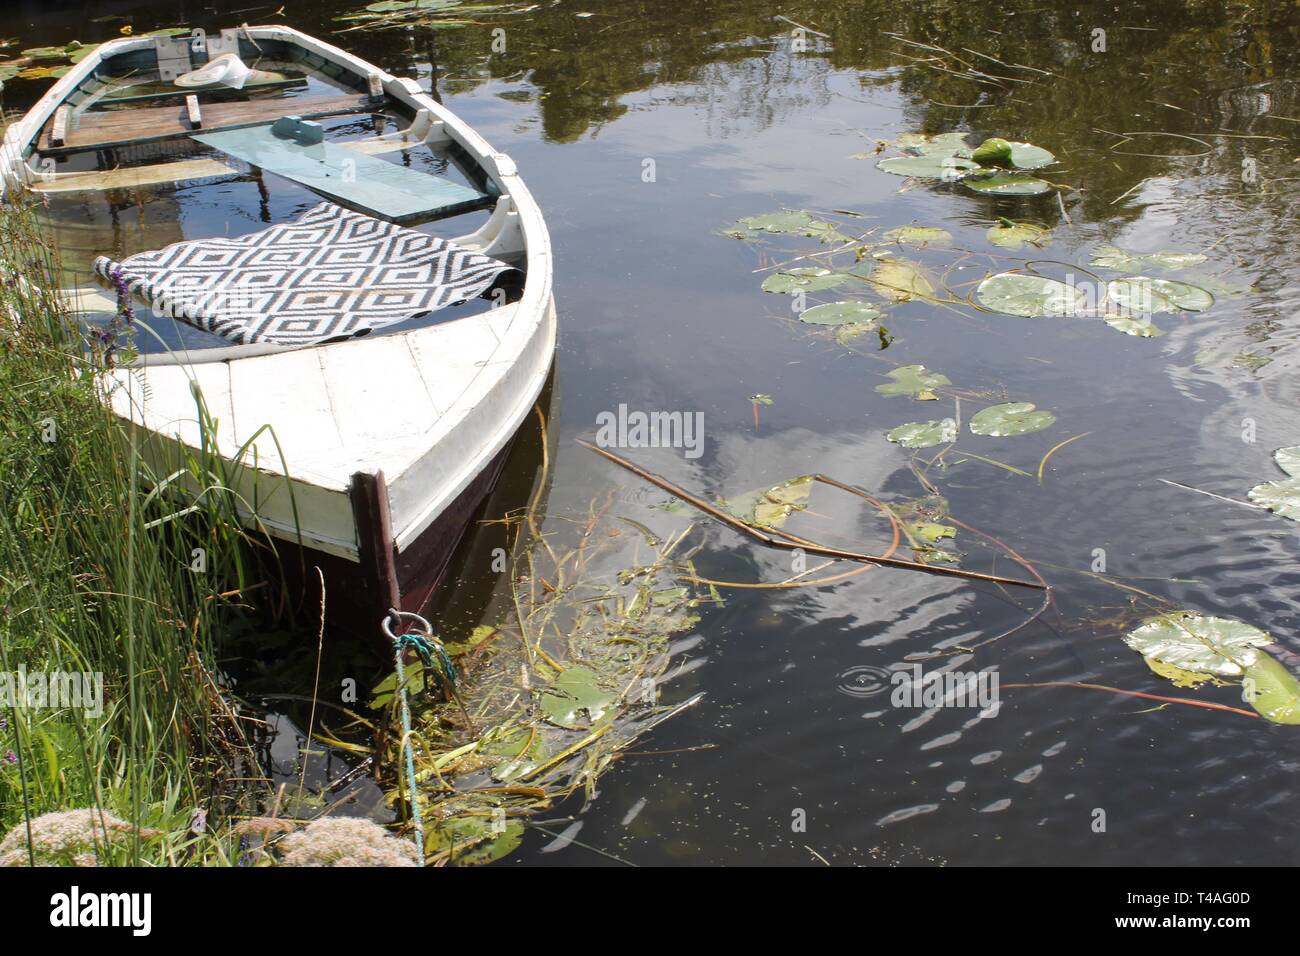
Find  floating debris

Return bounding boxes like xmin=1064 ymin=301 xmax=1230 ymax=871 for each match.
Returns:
xmin=888 ymin=419 xmax=958 ymax=449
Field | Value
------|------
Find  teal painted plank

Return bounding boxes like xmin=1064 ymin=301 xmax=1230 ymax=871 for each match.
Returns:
xmin=192 ymin=118 xmax=490 ymax=222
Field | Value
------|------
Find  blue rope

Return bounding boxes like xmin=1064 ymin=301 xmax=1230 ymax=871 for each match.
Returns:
xmin=391 ymin=628 xmax=457 ymax=862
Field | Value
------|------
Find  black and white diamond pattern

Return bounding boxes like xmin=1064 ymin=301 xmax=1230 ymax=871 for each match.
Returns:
xmin=93 ymin=202 xmax=518 ymax=345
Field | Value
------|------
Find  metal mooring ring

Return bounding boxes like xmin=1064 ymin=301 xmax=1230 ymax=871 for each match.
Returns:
xmin=382 ymin=607 xmax=434 ymax=642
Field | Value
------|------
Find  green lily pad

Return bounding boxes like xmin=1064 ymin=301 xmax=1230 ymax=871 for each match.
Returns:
xmin=883 ymin=225 xmax=952 ymax=246
xmin=869 ymin=255 xmax=934 ymax=301
xmin=910 ymin=521 xmax=956 ymax=542
xmin=429 ymin=816 xmax=525 ymax=865
xmin=723 ymin=475 xmax=814 ymax=529
xmin=1247 ymin=477 xmax=1300 ymax=520
xmin=798 ymin=301 xmax=882 ymax=326
xmin=876 ymin=364 xmax=951 ymax=400
xmin=976 ymin=272 xmax=1083 ymax=317
xmin=761 ymin=268 xmax=850 ymax=294
xmin=963 ymin=171 xmax=1054 ymax=196
xmin=876 ymin=155 xmax=979 ymax=179
xmin=1006 ymin=141 xmax=1056 ymax=169
xmin=539 ymin=666 xmax=616 ymax=729
xmin=732 ymin=211 xmax=848 ymax=242
xmin=887 ymin=419 xmax=957 ymax=449
xmin=968 ymin=402 xmax=1055 ymax=437
xmin=1104 ymin=277 xmax=1213 ymax=314
xmin=752 ymin=475 xmax=813 ymax=527
xmin=1242 ymin=654 xmax=1300 ymax=724
xmin=901 ymin=131 xmax=974 ymax=157
xmin=1090 ymin=245 xmax=1207 ymax=271
xmin=986 ymin=219 xmax=1051 ymax=250
xmin=1124 ymin=612 xmax=1271 ymax=678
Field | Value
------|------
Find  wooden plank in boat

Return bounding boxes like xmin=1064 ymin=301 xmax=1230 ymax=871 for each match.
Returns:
xmin=31 ymin=135 xmax=419 ymax=193
xmin=38 ymin=93 xmax=375 ymax=154
xmin=95 ymin=75 xmax=308 ymax=106
xmin=193 ymin=119 xmax=490 ymax=222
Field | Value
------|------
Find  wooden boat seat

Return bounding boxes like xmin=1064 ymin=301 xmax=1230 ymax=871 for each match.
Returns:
xmin=192 ymin=116 xmax=491 ymax=222
xmin=38 ymin=92 xmax=375 ymax=155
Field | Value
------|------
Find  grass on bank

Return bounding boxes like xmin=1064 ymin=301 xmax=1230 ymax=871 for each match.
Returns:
xmin=0 ymin=197 xmax=269 ymax=865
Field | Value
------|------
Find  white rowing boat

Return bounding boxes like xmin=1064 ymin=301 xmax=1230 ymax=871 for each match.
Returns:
xmin=1 ymin=25 xmax=556 ymax=634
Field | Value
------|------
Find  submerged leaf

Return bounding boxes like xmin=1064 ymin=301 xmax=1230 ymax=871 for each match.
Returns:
xmin=986 ymin=219 xmax=1051 ymax=250
xmin=883 ymin=225 xmax=952 ymax=246
xmin=1145 ymin=657 xmax=1224 ymax=689
xmin=968 ymin=402 xmax=1055 ymax=437
xmin=761 ymin=267 xmax=850 ymax=294
xmin=976 ymin=272 xmax=1083 ymax=317
xmin=887 ymin=419 xmax=957 ymax=449
xmin=869 ymin=255 xmax=934 ymax=301
xmin=1124 ymin=612 xmax=1271 ymax=678
xmin=875 ymin=364 xmax=951 ymax=400
xmin=798 ymin=301 xmax=881 ymax=326
xmin=1090 ymin=245 xmax=1207 ymax=271
xmin=1102 ymin=313 xmax=1164 ymax=337
xmin=723 ymin=476 xmax=814 ymax=529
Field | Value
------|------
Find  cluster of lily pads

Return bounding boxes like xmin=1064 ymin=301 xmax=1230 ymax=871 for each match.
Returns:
xmin=867 ymin=131 xmax=1058 ymax=196
xmin=0 ymin=30 xmax=189 ymax=84
xmin=875 ymin=363 xmax=1055 ymax=450
xmin=1124 ymin=612 xmax=1300 ymax=724
xmin=333 ymin=0 xmax=513 ymax=32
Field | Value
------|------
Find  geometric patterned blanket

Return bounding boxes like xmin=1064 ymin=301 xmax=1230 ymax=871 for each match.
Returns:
xmin=92 ymin=202 xmax=518 ymax=346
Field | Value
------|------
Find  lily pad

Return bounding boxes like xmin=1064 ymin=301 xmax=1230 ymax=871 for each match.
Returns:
xmin=1104 ymin=276 xmax=1213 ymax=314
xmin=962 ymin=171 xmax=1054 ymax=196
xmin=968 ymin=402 xmax=1055 ymax=437
xmin=986 ymin=219 xmax=1051 ymax=250
xmin=1090 ymin=245 xmax=1207 ymax=271
xmin=1242 ymin=654 xmax=1300 ymax=724
xmin=876 ymin=155 xmax=979 ymax=180
xmin=869 ymin=255 xmax=934 ymax=301
xmin=761 ymin=268 xmax=850 ymax=294
xmin=876 ymin=364 xmax=951 ymax=400
xmin=910 ymin=521 xmax=956 ymax=542
xmin=539 ymin=666 xmax=616 ymax=729
xmin=1275 ymin=446 xmax=1300 ymax=477
xmin=723 ymin=475 xmax=814 ymax=529
xmin=1123 ymin=612 xmax=1271 ymax=678
xmin=901 ymin=131 xmax=974 ymax=157
xmin=798 ymin=301 xmax=881 ymax=326
xmin=883 ymin=225 xmax=952 ymax=246
xmin=752 ymin=475 xmax=814 ymax=527
xmin=887 ymin=419 xmax=957 ymax=449
xmin=1247 ymin=477 xmax=1300 ymax=520
xmin=732 ymin=211 xmax=847 ymax=242
xmin=1145 ymin=657 xmax=1224 ymax=689
xmin=976 ymin=272 xmax=1084 ymax=317
xmin=429 ymin=816 xmax=525 ymax=865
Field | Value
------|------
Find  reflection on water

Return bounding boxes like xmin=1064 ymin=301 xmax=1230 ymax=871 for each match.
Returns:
xmin=5 ymin=0 xmax=1300 ymax=865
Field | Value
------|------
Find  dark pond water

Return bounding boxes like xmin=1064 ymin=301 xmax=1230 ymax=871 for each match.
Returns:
xmin=7 ymin=0 xmax=1300 ymax=865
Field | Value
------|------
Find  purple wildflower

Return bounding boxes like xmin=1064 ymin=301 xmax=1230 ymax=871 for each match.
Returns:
xmin=2 ymin=751 xmax=16 ymax=765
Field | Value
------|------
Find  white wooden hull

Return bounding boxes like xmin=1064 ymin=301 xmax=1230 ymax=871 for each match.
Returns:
xmin=2 ymin=26 xmax=556 ymax=632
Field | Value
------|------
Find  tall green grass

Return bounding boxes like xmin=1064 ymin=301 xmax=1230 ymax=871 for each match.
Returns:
xmin=0 ymin=198 xmax=270 ymax=864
